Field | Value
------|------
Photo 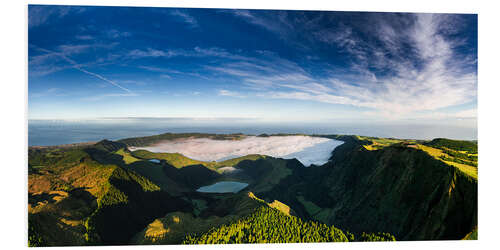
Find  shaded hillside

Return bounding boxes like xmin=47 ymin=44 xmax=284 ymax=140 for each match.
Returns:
xmin=28 ymin=144 xmax=192 ymax=246
xmin=132 ymin=191 xmax=392 ymax=245
xmin=255 ymin=138 xmax=477 ymax=240
xmin=28 ymin=134 xmax=478 ymax=245
xmin=182 ymin=202 xmax=349 ymax=244
xmin=132 ymin=192 xmax=265 ymax=244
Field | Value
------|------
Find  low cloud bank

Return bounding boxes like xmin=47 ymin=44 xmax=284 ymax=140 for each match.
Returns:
xmin=130 ymin=135 xmax=343 ymax=166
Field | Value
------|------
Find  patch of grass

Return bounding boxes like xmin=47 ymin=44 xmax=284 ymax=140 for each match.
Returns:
xmin=134 ymin=192 xmax=264 ymax=245
xmin=358 ymin=136 xmax=413 ymax=151
xmin=416 ymin=144 xmax=447 ymax=158
xmin=296 ymin=196 xmax=333 ymax=223
xmin=416 ymin=144 xmax=477 ymax=180
xmin=297 ymin=196 xmax=322 ymax=216
xmin=443 ymin=161 xmax=478 ymax=180
xmin=131 ymin=150 xmax=267 ymax=172
xmin=425 ymin=138 xmax=477 ymax=154
xmin=268 ymin=200 xmax=291 ymax=216
xmin=131 ymin=150 xmax=213 ymax=169
xmin=216 ymin=154 xmax=267 ymax=169
xmin=239 ymin=157 xmax=292 ymax=193
xmin=114 ymin=148 xmax=140 ymax=164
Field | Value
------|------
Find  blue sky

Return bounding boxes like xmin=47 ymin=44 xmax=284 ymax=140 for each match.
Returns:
xmin=28 ymin=5 xmax=477 ymax=126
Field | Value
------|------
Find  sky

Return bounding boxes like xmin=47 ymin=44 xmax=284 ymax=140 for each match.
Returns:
xmin=28 ymin=5 xmax=477 ymax=128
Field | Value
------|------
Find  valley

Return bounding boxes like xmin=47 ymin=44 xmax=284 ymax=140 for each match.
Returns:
xmin=27 ymin=132 xmax=478 ymax=246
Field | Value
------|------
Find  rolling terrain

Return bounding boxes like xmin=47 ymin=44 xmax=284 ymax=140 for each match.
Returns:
xmin=28 ymin=133 xmax=478 ymax=246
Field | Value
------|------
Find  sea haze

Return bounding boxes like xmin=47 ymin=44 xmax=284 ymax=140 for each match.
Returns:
xmin=28 ymin=118 xmax=477 ymax=146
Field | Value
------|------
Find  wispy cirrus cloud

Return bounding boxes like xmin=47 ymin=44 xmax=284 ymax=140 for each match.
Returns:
xmin=30 ymin=45 xmax=134 ymax=95
xmin=170 ymin=9 xmax=198 ymax=28
xmin=218 ymin=13 xmax=477 ymax=119
xmin=121 ymin=13 xmax=476 ymax=120
xmin=128 ymin=48 xmax=178 ymax=58
xmin=218 ymin=89 xmax=245 ymax=98
xmin=28 ymin=5 xmax=86 ymax=28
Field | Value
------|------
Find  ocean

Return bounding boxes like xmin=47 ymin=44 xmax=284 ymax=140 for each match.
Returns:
xmin=28 ymin=119 xmax=477 ymax=146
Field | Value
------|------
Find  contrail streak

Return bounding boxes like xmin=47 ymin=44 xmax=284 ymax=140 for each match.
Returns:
xmin=74 ymin=67 xmax=132 ymax=93
xmin=31 ymin=45 xmax=132 ymax=93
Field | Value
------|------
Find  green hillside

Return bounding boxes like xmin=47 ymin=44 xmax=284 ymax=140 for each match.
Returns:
xmin=118 ymin=132 xmax=246 ymax=147
xmin=130 ymin=149 xmax=266 ymax=171
xmin=183 ymin=205 xmax=349 ymax=244
xmin=253 ymin=137 xmax=477 ymax=241
xmin=28 ymin=144 xmax=192 ymax=246
xmin=425 ymin=138 xmax=478 ymax=154
xmin=28 ymin=133 xmax=478 ymax=246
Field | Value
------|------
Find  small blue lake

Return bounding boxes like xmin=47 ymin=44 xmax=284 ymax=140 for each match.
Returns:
xmin=196 ymin=181 xmax=249 ymax=193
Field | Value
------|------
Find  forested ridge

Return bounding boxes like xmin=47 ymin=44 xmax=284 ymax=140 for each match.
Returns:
xmin=27 ymin=134 xmax=477 ymax=246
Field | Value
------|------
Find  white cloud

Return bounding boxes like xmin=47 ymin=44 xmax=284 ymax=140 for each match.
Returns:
xmin=130 ymin=135 xmax=344 ymax=166
xmin=213 ymin=13 xmax=476 ymax=119
xmin=28 ymin=6 xmax=85 ymax=28
xmin=128 ymin=48 xmax=178 ymax=58
xmin=170 ymin=10 xmax=198 ymax=28
xmin=218 ymin=89 xmax=245 ymax=98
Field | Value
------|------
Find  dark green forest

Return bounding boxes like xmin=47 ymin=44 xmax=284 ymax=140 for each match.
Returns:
xmin=27 ymin=133 xmax=477 ymax=246
xmin=183 ymin=205 xmax=350 ymax=244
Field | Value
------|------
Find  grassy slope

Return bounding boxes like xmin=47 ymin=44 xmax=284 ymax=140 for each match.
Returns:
xmin=132 ymin=192 xmax=264 ymax=244
xmin=253 ymin=136 xmax=477 ymax=241
xmin=28 ymin=144 xmax=192 ymax=246
xmin=351 ymin=136 xmax=478 ymax=180
xmin=416 ymin=144 xmax=477 ymax=179
xmin=29 ymin=134 xmax=478 ymax=245
xmin=133 ymin=192 xmax=356 ymax=244
xmin=130 ymin=149 xmax=266 ymax=172
xmin=180 ymin=192 xmax=393 ymax=244
xmin=114 ymin=148 xmax=140 ymax=164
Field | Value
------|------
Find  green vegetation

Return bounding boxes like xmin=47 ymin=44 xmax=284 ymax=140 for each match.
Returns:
xmin=182 ymin=205 xmax=349 ymax=244
xmin=130 ymin=149 xmax=266 ymax=172
xmin=425 ymin=138 xmax=477 ymax=154
xmin=237 ymin=157 xmax=292 ymax=193
xmin=463 ymin=228 xmax=478 ymax=240
xmin=130 ymin=150 xmax=210 ymax=169
xmin=118 ymin=133 xmax=246 ymax=147
xmin=114 ymin=148 xmax=140 ymax=164
xmin=28 ymin=147 xmax=88 ymax=170
xmin=256 ymin=136 xmax=477 ymax=241
xmin=296 ymin=196 xmax=333 ymax=223
xmin=28 ymin=142 xmax=191 ymax=246
xmin=133 ymin=192 xmax=265 ymax=244
xmin=216 ymin=154 xmax=267 ymax=169
xmin=358 ymin=232 xmax=396 ymax=241
xmin=28 ymin=134 xmax=477 ymax=246
xmin=28 ymin=216 xmax=47 ymax=247
xmin=416 ymin=142 xmax=477 ymax=180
